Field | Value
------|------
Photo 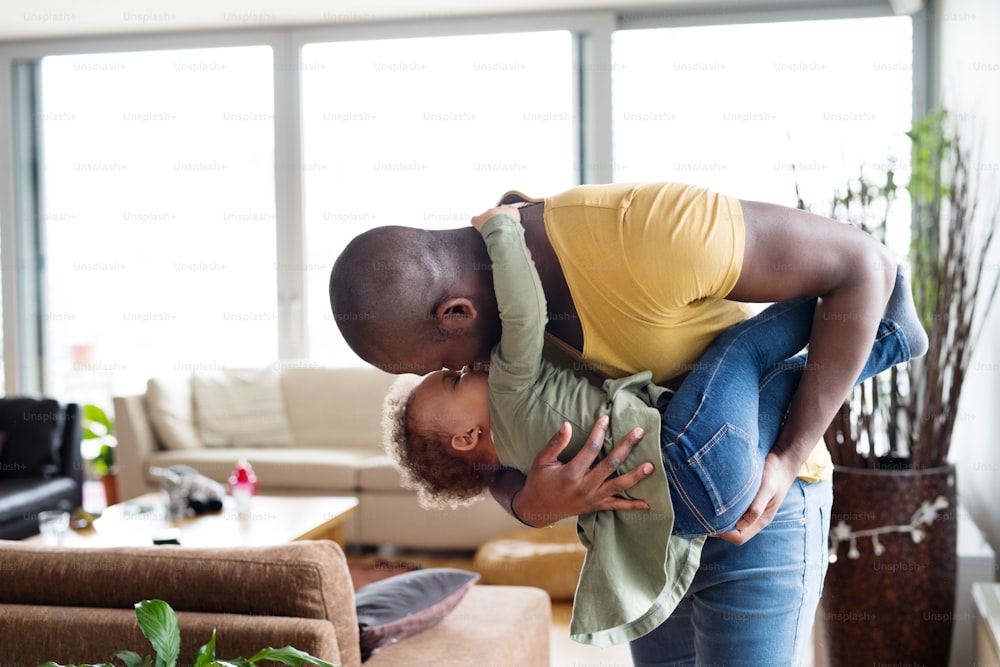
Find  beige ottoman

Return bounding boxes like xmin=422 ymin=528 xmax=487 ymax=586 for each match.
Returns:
xmin=473 ymin=524 xmax=585 ymax=601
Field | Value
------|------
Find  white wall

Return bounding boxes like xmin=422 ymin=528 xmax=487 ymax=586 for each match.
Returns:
xmin=939 ymin=0 xmax=1000 ymax=564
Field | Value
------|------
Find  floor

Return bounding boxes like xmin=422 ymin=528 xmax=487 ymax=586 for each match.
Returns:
xmin=549 ymin=602 xmax=634 ymax=666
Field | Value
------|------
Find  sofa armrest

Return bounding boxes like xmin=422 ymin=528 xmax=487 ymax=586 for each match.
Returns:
xmin=113 ymin=393 xmax=160 ymax=500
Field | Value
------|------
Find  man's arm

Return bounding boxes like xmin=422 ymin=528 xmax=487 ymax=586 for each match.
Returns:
xmin=490 ymin=417 xmax=653 ymax=527
xmin=724 ymin=200 xmax=894 ymax=542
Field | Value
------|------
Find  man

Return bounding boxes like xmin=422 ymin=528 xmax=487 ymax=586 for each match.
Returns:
xmin=330 ymin=181 xmax=911 ymax=664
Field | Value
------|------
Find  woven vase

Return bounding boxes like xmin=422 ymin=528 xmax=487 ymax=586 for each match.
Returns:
xmin=819 ymin=464 xmax=957 ymax=665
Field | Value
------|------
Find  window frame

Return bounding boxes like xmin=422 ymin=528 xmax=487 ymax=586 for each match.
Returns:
xmin=0 ymin=1 xmax=926 ymax=393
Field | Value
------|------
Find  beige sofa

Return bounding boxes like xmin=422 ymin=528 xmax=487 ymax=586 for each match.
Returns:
xmin=0 ymin=539 xmax=551 ymax=666
xmin=113 ymin=365 xmax=524 ymax=550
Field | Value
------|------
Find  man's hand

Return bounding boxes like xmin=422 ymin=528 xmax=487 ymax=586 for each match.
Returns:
xmin=472 ymin=205 xmax=520 ymax=232
xmin=510 ymin=417 xmax=653 ymax=527
xmin=716 ymin=451 xmax=800 ymax=545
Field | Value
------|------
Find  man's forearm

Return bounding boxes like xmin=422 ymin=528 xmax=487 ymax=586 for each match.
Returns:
xmin=490 ymin=467 xmax=569 ymax=528
xmin=771 ymin=255 xmax=894 ymax=467
xmin=731 ymin=200 xmax=896 ymax=470
xmin=490 ymin=468 xmax=529 ymax=523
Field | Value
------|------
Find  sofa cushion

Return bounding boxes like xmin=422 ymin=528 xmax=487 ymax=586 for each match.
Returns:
xmin=1 ymin=606 xmax=342 ymax=667
xmin=0 ymin=540 xmax=349 ymax=617
xmin=357 ymin=456 xmax=407 ymax=492
xmin=0 ymin=398 xmax=63 ymax=478
xmin=192 ymin=368 xmax=294 ymax=448
xmin=355 ymin=568 xmax=479 ymax=660
xmin=282 ymin=367 xmax=396 ymax=451
xmin=147 ymin=376 xmax=202 ymax=450
xmin=147 ymin=448 xmax=371 ymax=491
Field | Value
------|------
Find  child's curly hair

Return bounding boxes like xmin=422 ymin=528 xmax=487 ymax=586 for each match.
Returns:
xmin=382 ymin=374 xmax=493 ymax=509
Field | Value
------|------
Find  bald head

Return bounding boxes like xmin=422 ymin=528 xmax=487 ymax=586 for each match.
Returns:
xmin=329 ymin=225 xmax=500 ymax=374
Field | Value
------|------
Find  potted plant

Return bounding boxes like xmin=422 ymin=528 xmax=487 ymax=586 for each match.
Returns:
xmin=82 ymin=403 xmax=118 ymax=507
xmin=40 ymin=598 xmax=338 ymax=667
xmin=815 ymin=109 xmax=999 ymax=664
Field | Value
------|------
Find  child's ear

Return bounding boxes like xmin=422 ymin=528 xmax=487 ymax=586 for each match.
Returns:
xmin=450 ymin=427 xmax=481 ymax=452
xmin=436 ymin=297 xmax=477 ymax=331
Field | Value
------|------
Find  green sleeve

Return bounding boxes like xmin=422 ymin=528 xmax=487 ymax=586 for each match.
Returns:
xmin=479 ymin=214 xmax=547 ymax=391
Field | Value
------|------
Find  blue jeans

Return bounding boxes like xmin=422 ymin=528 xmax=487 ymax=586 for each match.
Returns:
xmin=660 ymin=297 xmax=911 ymax=537
xmin=630 ymin=477 xmax=833 ymax=666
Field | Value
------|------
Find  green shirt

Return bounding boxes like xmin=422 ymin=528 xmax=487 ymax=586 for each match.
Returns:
xmin=481 ymin=214 xmax=705 ymax=647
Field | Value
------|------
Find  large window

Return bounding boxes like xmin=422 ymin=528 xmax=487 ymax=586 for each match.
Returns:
xmin=300 ymin=31 xmax=576 ymax=365
xmin=0 ymin=9 xmax=918 ymax=402
xmin=39 ymin=45 xmax=276 ymax=400
xmin=612 ymin=17 xmax=913 ymax=209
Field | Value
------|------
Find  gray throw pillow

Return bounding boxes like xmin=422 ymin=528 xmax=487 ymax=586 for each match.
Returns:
xmin=355 ymin=568 xmax=479 ymax=661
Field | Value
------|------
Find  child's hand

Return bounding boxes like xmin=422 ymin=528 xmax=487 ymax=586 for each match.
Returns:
xmin=471 ymin=205 xmax=520 ymax=232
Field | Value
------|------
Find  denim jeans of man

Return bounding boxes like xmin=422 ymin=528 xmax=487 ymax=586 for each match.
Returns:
xmin=660 ymin=297 xmax=911 ymax=537
xmin=629 ymin=476 xmax=833 ymax=667
xmin=632 ymin=297 xmax=911 ymax=665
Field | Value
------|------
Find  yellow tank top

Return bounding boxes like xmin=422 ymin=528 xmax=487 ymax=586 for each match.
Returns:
xmin=543 ymin=182 xmax=751 ymax=380
xmin=537 ymin=181 xmax=831 ymax=483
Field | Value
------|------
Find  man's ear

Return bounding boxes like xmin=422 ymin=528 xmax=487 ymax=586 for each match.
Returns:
xmin=450 ymin=427 xmax=481 ymax=452
xmin=436 ymin=297 xmax=478 ymax=331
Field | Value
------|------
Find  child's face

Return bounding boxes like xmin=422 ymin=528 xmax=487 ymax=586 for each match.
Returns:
xmin=411 ymin=368 xmax=496 ymax=460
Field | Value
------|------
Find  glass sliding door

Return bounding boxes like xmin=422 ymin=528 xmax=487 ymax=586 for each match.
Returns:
xmin=612 ymin=17 xmax=913 ymax=213
xmin=39 ymin=45 xmax=277 ymax=401
xmin=300 ymin=31 xmax=576 ymax=365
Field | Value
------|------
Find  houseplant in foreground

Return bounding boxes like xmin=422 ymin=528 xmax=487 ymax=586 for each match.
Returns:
xmin=40 ymin=599 xmax=338 ymax=667
xmin=818 ymin=109 xmax=999 ymax=664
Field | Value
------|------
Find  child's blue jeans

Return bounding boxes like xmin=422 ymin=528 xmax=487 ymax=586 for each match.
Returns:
xmin=660 ymin=296 xmax=911 ymax=537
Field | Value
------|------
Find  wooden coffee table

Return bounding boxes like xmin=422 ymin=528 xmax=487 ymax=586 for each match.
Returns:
xmin=30 ymin=493 xmax=359 ymax=549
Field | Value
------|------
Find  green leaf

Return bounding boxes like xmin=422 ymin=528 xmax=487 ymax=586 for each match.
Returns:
xmin=246 ymin=647 xmax=338 ymax=667
xmin=82 ymin=403 xmax=114 ymax=438
xmin=134 ymin=600 xmax=181 ymax=667
xmin=192 ymin=629 xmax=218 ymax=667
xmin=115 ymin=652 xmax=147 ymax=667
xmin=92 ymin=442 xmax=116 ymax=475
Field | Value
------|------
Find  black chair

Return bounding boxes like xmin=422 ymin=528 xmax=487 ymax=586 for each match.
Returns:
xmin=0 ymin=398 xmax=82 ymax=539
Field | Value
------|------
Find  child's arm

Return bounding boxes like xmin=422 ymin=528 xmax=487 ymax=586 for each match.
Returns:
xmin=473 ymin=207 xmax=547 ymax=392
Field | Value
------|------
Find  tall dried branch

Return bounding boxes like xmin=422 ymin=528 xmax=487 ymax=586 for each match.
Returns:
xmin=820 ymin=111 xmax=999 ymax=470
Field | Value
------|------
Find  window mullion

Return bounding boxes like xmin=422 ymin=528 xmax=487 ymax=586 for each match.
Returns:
xmin=575 ymin=14 xmax=616 ymax=184
xmin=8 ymin=61 xmax=45 ymax=394
xmin=274 ymin=30 xmax=307 ymax=361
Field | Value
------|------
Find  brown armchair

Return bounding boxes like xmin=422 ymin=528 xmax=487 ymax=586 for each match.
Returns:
xmin=0 ymin=540 xmax=552 ymax=666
